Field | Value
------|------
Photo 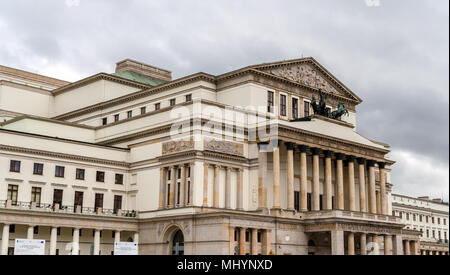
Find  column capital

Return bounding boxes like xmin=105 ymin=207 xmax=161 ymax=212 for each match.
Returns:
xmin=298 ymin=145 xmax=308 ymax=153
xmin=285 ymin=142 xmax=295 ymax=151
xmin=347 ymin=155 xmax=356 ymax=162
xmin=311 ymin=148 xmax=321 ymax=156
xmin=378 ymin=162 xmax=386 ymax=169
xmin=335 ymin=153 xmax=346 ymax=160
xmin=324 ymin=150 xmax=333 ymax=158
xmin=367 ymin=160 xmax=377 ymax=167
xmin=357 ymin=157 xmax=366 ymax=165
xmin=270 ymin=139 xmax=282 ymax=148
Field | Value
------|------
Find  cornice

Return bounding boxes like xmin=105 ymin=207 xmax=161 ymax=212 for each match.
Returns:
xmin=392 ymin=202 xmax=449 ymax=215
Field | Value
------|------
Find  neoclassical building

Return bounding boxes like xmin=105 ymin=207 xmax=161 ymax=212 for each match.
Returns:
xmin=0 ymin=58 xmax=421 ymax=255
xmin=392 ymin=194 xmax=449 ymax=255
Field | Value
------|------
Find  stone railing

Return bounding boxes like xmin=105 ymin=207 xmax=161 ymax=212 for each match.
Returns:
xmin=302 ymin=210 xmax=401 ymax=223
xmin=0 ymin=200 xmax=137 ymax=218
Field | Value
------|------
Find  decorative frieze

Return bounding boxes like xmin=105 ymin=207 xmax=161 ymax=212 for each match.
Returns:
xmin=162 ymin=140 xmax=195 ymax=155
xmin=204 ymin=139 xmax=244 ymax=157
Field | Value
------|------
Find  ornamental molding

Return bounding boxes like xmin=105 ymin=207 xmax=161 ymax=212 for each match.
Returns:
xmin=203 ymin=139 xmax=244 ymax=157
xmin=162 ymin=140 xmax=195 ymax=155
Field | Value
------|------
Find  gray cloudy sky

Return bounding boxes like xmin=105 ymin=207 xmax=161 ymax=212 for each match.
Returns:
xmin=0 ymin=0 xmax=448 ymax=200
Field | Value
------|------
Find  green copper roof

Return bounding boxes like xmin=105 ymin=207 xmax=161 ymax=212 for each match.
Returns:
xmin=113 ymin=70 xmax=167 ymax=86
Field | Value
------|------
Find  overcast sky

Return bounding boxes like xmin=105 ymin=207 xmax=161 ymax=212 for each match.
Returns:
xmin=0 ymin=0 xmax=448 ymax=200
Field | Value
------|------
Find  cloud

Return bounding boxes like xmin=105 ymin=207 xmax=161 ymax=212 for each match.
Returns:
xmin=0 ymin=0 xmax=448 ymax=198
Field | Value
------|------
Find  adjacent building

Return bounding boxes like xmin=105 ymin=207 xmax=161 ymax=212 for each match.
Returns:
xmin=392 ymin=194 xmax=449 ymax=255
xmin=0 ymin=58 xmax=421 ymax=255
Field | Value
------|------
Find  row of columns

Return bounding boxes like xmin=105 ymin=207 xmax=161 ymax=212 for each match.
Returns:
xmin=159 ymin=164 xmax=193 ymax=209
xmin=230 ymin=227 xmax=271 ymax=255
xmin=203 ymin=164 xmax=244 ymax=210
xmin=1 ymin=223 xmax=138 ymax=255
xmin=259 ymin=141 xmax=388 ymax=215
xmin=332 ymin=231 xmax=407 ymax=255
xmin=421 ymin=250 xmax=449 ymax=255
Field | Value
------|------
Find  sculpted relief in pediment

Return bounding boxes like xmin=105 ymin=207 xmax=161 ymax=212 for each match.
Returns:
xmin=266 ymin=64 xmax=343 ymax=96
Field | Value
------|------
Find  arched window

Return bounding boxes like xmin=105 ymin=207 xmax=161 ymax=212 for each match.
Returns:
xmin=172 ymin=230 xmax=184 ymax=255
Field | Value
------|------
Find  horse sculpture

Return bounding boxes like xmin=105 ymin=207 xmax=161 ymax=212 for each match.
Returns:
xmin=330 ymin=103 xmax=349 ymax=120
xmin=310 ymin=89 xmax=349 ymax=121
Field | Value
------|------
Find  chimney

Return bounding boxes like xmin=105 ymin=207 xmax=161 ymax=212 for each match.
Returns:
xmin=115 ymin=59 xmax=172 ymax=82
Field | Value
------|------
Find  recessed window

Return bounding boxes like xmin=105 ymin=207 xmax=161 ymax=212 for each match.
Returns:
xmin=33 ymin=226 xmax=39 ymax=235
xmin=76 ymin=169 xmax=85 ymax=180
xmin=33 ymin=163 xmax=44 ymax=175
xmin=96 ymin=171 xmax=105 ymax=182
xmin=7 ymin=184 xmax=18 ymax=205
xmin=280 ymin=94 xmax=287 ymax=116
xmin=127 ymin=111 xmax=133 ymax=119
xmin=31 ymin=187 xmax=42 ymax=206
xmin=95 ymin=193 xmax=104 ymax=211
xmin=141 ymin=107 xmax=147 ymax=115
xmin=155 ymin=103 xmax=161 ymax=111
xmin=114 ymin=195 xmax=122 ymax=214
xmin=115 ymin=174 xmax=124 ymax=185
xmin=304 ymin=101 xmax=310 ymax=117
xmin=292 ymin=98 xmax=299 ymax=119
xmin=114 ymin=114 xmax=120 ymax=122
xmin=55 ymin=166 xmax=65 ymax=178
xmin=102 ymin=117 xmax=108 ymax=126
xmin=186 ymin=94 xmax=192 ymax=102
xmin=10 ymin=160 xmax=21 ymax=173
xmin=170 ymin=99 xmax=176 ymax=106
xmin=267 ymin=91 xmax=274 ymax=113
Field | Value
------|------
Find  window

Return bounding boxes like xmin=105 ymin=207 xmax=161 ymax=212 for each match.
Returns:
xmin=432 ymin=217 xmax=435 ymax=224
xmin=267 ymin=91 xmax=274 ymax=113
xmin=438 ymin=218 xmax=441 ymax=225
xmin=426 ymin=216 xmax=429 ymax=223
xmin=304 ymin=101 xmax=310 ymax=117
xmin=413 ymin=214 xmax=416 ymax=222
xmin=74 ymin=191 xmax=83 ymax=209
xmin=113 ymin=195 xmax=122 ymax=214
xmin=102 ymin=117 xmax=108 ymax=126
xmin=292 ymin=98 xmax=299 ymax=119
xmin=419 ymin=215 xmax=423 ymax=222
xmin=7 ymin=185 xmax=18 ymax=205
xmin=115 ymin=174 xmax=124 ymax=185
xmin=186 ymin=94 xmax=192 ymax=102
xmin=9 ymin=225 xmax=15 ymax=233
xmin=96 ymin=171 xmax=105 ymax=182
xmin=294 ymin=191 xmax=300 ymax=211
xmin=167 ymin=184 xmax=171 ymax=206
xmin=114 ymin=114 xmax=120 ymax=122
xmin=178 ymin=168 xmax=182 ymax=179
xmin=280 ymin=94 xmax=287 ymax=116
xmin=177 ymin=182 xmax=181 ymax=205
xmin=170 ymin=99 xmax=176 ymax=106
xmin=53 ymin=189 xmax=63 ymax=209
xmin=33 ymin=226 xmax=39 ymax=235
xmin=168 ymin=170 xmax=172 ymax=181
xmin=127 ymin=111 xmax=133 ymax=119
xmin=31 ymin=187 xmax=42 ymax=206
xmin=187 ymin=167 xmax=191 ymax=178
xmin=426 ymin=229 xmax=430 ymax=238
xmin=406 ymin=213 xmax=410 ymax=220
xmin=95 ymin=193 xmax=104 ymax=211
xmin=307 ymin=193 xmax=312 ymax=211
xmin=10 ymin=160 xmax=21 ymax=172
xmin=33 ymin=163 xmax=44 ymax=175
xmin=55 ymin=166 xmax=65 ymax=178
xmin=155 ymin=103 xmax=161 ymax=111
xmin=187 ymin=181 xmax=191 ymax=205
xmin=140 ymin=107 xmax=147 ymax=115
xmin=76 ymin=169 xmax=85 ymax=180
xmin=444 ymin=219 xmax=447 ymax=226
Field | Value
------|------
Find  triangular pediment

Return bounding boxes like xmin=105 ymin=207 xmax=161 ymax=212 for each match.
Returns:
xmin=251 ymin=58 xmax=362 ymax=103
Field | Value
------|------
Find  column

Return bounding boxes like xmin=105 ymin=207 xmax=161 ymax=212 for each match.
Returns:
xmin=357 ymin=158 xmax=367 ymax=212
xmin=299 ymin=145 xmax=308 ymax=212
xmin=50 ymin=227 xmax=58 ymax=255
xmin=134 ymin=232 xmax=139 ymax=244
xmin=225 ymin=167 xmax=232 ymax=209
xmin=188 ymin=163 xmax=194 ymax=206
xmin=312 ymin=148 xmax=321 ymax=211
xmin=169 ymin=167 xmax=176 ymax=208
xmin=251 ymin=229 xmax=258 ymax=255
xmin=360 ymin=233 xmax=367 ymax=255
xmin=372 ymin=235 xmax=379 ymax=255
xmin=367 ymin=160 xmax=377 ymax=214
xmin=331 ymin=230 xmax=345 ymax=255
xmin=237 ymin=168 xmax=244 ymax=210
xmin=286 ymin=143 xmax=295 ymax=211
xmin=213 ymin=165 xmax=220 ymax=208
xmin=239 ymin=228 xmax=246 ymax=255
xmin=1 ymin=224 xmax=10 ymax=255
xmin=258 ymin=143 xmax=268 ymax=209
xmin=114 ymin=230 xmax=121 ymax=243
xmin=229 ymin=227 xmax=235 ymax=255
xmin=384 ymin=235 xmax=393 ymax=255
xmin=378 ymin=162 xmax=387 ymax=215
xmin=180 ymin=165 xmax=186 ymax=207
xmin=348 ymin=232 xmax=355 ymax=255
xmin=93 ymin=229 xmax=101 ymax=255
xmin=159 ymin=167 xmax=167 ymax=209
xmin=203 ymin=163 xmax=209 ymax=207
xmin=403 ymin=240 xmax=410 ymax=255
xmin=336 ymin=154 xmax=345 ymax=210
xmin=324 ymin=151 xmax=333 ymax=210
xmin=262 ymin=230 xmax=271 ymax=255
xmin=376 ymin=191 xmax=382 ymax=215
xmin=27 ymin=225 xmax=34 ymax=239
xmin=272 ymin=142 xmax=281 ymax=209
xmin=72 ymin=228 xmax=80 ymax=255
xmin=410 ymin=241 xmax=417 ymax=255
xmin=347 ymin=156 xmax=356 ymax=211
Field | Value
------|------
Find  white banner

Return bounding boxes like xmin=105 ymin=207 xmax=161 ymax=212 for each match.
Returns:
xmin=14 ymin=239 xmax=46 ymax=255
xmin=114 ymin=242 xmax=138 ymax=255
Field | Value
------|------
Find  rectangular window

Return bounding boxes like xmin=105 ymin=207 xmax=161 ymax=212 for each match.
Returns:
xmin=7 ymin=185 xmax=18 ymax=205
xmin=292 ymin=98 xmax=299 ymax=119
xmin=280 ymin=94 xmax=287 ymax=116
xmin=53 ymin=189 xmax=63 ymax=209
xmin=127 ymin=111 xmax=133 ymax=119
xmin=31 ymin=187 xmax=42 ymax=206
xmin=74 ymin=191 xmax=84 ymax=209
xmin=304 ymin=101 xmax=310 ymax=117
xmin=10 ymin=160 xmax=21 ymax=172
xmin=438 ymin=218 xmax=441 ymax=225
xmin=167 ymin=184 xmax=171 ymax=206
xmin=267 ymin=91 xmax=274 ymax=113
xmin=113 ymin=195 xmax=122 ymax=214
xmin=177 ymin=182 xmax=181 ymax=205
xmin=55 ymin=166 xmax=65 ymax=178
xmin=186 ymin=94 xmax=192 ymax=102
xmin=307 ymin=193 xmax=312 ymax=211
xmin=33 ymin=163 xmax=44 ymax=175
xmin=187 ymin=181 xmax=191 ymax=205
xmin=167 ymin=170 xmax=171 ymax=181
xmin=155 ymin=103 xmax=161 ymax=111
xmin=187 ymin=167 xmax=191 ymax=178
xmin=96 ymin=171 xmax=105 ymax=182
xmin=115 ymin=174 xmax=124 ymax=185
xmin=140 ymin=107 xmax=146 ymax=115
xmin=75 ymin=169 xmax=85 ymax=180
xmin=114 ymin=114 xmax=120 ymax=122
xmin=95 ymin=193 xmax=104 ymax=210
xmin=9 ymin=225 xmax=15 ymax=233
xmin=178 ymin=168 xmax=181 ymax=179
xmin=33 ymin=226 xmax=39 ymax=235
xmin=170 ymin=99 xmax=176 ymax=106
xmin=294 ymin=191 xmax=300 ymax=211
xmin=102 ymin=118 xmax=108 ymax=126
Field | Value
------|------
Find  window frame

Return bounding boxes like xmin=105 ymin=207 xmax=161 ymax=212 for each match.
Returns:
xmin=115 ymin=174 xmax=124 ymax=185
xmin=280 ymin=94 xmax=287 ymax=117
xmin=127 ymin=110 xmax=133 ymax=119
xmin=140 ymin=107 xmax=147 ymax=115
xmin=186 ymin=94 xmax=192 ymax=102
xmin=155 ymin=103 xmax=161 ymax=111
xmin=33 ymin=163 xmax=44 ymax=175
xmin=31 ymin=187 xmax=42 ymax=206
xmin=170 ymin=98 xmax=176 ymax=106
xmin=7 ymin=184 xmax=19 ymax=205
xmin=55 ymin=166 xmax=65 ymax=178
xmin=10 ymin=160 xmax=21 ymax=173
xmin=304 ymin=100 xmax=311 ymax=117
xmin=96 ymin=171 xmax=105 ymax=183
xmin=75 ymin=168 xmax=85 ymax=180
xmin=267 ymin=91 xmax=274 ymax=113
xmin=102 ymin=117 xmax=108 ymax=126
